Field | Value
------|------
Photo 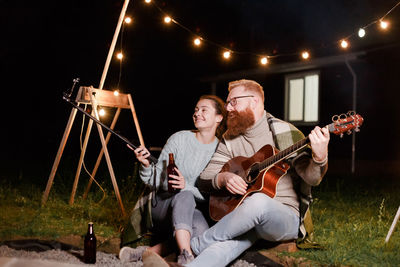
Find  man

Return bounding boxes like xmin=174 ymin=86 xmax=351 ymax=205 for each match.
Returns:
xmin=187 ymin=79 xmax=329 ymax=267
xmin=142 ymin=79 xmax=329 ymax=267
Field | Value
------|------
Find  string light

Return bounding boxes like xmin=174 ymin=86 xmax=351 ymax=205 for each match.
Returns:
xmin=340 ymin=39 xmax=349 ymax=49
xmin=124 ymin=17 xmax=132 ymax=24
xmin=380 ymin=20 xmax=389 ymax=29
xmin=301 ymin=51 xmax=310 ymax=60
xmin=260 ymin=57 xmax=268 ymax=65
xmin=99 ymin=108 xmax=106 ymax=116
xmin=113 ymin=0 xmax=400 ymax=70
xmin=358 ymin=28 xmax=366 ymax=38
xmin=114 ymin=90 xmax=119 ymax=96
xmin=164 ymin=16 xmax=172 ymax=24
xmin=193 ymin=37 xmax=201 ymax=46
xmin=223 ymin=51 xmax=231 ymax=59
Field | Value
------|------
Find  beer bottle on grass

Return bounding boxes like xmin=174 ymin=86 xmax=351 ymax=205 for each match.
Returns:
xmin=84 ymin=222 xmax=96 ymax=264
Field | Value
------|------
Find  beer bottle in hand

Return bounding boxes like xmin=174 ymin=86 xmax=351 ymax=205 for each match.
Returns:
xmin=84 ymin=222 xmax=96 ymax=264
xmin=167 ymin=153 xmax=181 ymax=194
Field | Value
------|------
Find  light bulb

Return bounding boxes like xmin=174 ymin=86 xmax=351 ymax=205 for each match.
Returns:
xmin=260 ymin=57 xmax=268 ymax=65
xmin=145 ymin=0 xmax=151 ymax=3
xmin=340 ymin=40 xmax=349 ymax=49
xmin=380 ymin=20 xmax=389 ymax=30
xmin=358 ymin=28 xmax=366 ymax=38
xmin=301 ymin=51 xmax=310 ymax=59
xmin=99 ymin=108 xmax=105 ymax=116
xmin=117 ymin=52 xmax=123 ymax=60
xmin=164 ymin=16 xmax=172 ymax=24
xmin=124 ymin=17 xmax=132 ymax=24
xmin=223 ymin=51 xmax=231 ymax=59
xmin=114 ymin=90 xmax=119 ymax=96
xmin=194 ymin=38 xmax=201 ymax=46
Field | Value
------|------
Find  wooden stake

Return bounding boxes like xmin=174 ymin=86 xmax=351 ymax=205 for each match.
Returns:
xmin=385 ymin=206 xmax=400 ymax=243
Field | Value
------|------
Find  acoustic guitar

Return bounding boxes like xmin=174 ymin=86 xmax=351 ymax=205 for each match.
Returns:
xmin=209 ymin=112 xmax=364 ymax=221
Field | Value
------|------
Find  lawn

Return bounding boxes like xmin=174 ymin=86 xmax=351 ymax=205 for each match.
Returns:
xmin=292 ymin=174 xmax=400 ymax=266
xmin=0 ymin=164 xmax=399 ymax=266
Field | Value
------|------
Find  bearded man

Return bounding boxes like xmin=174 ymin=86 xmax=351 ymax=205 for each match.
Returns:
xmin=185 ymin=79 xmax=330 ymax=267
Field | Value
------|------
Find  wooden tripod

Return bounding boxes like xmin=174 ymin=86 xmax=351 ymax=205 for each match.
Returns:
xmin=42 ymin=86 xmax=144 ymax=217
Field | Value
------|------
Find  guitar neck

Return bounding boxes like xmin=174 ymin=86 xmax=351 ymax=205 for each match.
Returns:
xmin=258 ymin=122 xmax=335 ymax=170
xmin=259 ymin=137 xmax=310 ymax=170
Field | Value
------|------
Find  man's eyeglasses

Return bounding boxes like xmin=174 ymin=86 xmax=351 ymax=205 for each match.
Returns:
xmin=225 ymin=95 xmax=254 ymax=108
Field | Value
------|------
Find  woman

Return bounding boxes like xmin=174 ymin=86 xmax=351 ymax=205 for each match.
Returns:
xmin=119 ymin=95 xmax=226 ymax=265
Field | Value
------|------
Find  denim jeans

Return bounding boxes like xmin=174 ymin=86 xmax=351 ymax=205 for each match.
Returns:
xmin=188 ymin=193 xmax=299 ymax=267
xmin=151 ymin=190 xmax=209 ymax=238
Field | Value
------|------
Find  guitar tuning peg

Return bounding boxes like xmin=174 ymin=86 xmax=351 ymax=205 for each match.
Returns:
xmin=347 ymin=110 xmax=355 ymax=116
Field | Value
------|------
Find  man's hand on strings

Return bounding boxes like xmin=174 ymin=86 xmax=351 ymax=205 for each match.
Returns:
xmin=309 ymin=126 xmax=330 ymax=163
xmin=218 ymin=172 xmax=247 ymax=195
xmin=168 ymin=167 xmax=185 ymax=189
xmin=128 ymin=145 xmax=151 ymax=168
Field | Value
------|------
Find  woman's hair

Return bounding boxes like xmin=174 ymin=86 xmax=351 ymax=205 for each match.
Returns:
xmin=199 ymin=94 xmax=227 ymax=139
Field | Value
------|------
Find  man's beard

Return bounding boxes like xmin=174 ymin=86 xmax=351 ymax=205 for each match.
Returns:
xmin=224 ymin=107 xmax=255 ymax=140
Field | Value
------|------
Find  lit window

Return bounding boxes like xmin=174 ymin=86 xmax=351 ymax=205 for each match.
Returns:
xmin=284 ymin=71 xmax=319 ymax=125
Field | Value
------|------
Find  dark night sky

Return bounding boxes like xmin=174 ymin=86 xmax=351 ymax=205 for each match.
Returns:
xmin=2 ymin=0 xmax=400 ymax=182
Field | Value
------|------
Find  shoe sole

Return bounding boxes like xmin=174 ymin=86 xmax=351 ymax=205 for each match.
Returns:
xmin=119 ymin=246 xmax=133 ymax=262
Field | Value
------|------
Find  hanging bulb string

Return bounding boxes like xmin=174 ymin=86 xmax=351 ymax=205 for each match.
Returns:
xmin=381 ymin=1 xmax=400 ymax=20
xmin=140 ymin=0 xmax=400 ymax=61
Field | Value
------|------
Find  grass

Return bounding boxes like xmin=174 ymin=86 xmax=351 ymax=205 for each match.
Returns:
xmin=0 ymin=161 xmax=144 ymax=243
xmin=291 ymin=175 xmax=400 ymax=266
xmin=0 ymin=163 xmax=400 ymax=266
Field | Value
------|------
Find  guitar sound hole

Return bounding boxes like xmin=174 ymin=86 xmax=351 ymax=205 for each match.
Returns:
xmin=246 ymin=168 xmax=259 ymax=183
xmin=247 ymin=180 xmax=256 ymax=187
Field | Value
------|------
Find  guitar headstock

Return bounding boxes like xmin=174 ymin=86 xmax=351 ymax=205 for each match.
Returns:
xmin=328 ymin=111 xmax=364 ymax=137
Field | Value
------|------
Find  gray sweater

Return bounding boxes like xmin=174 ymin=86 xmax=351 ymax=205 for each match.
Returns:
xmin=139 ymin=130 xmax=219 ymax=202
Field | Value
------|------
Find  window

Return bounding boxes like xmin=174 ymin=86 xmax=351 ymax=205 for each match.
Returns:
xmin=284 ymin=71 xmax=319 ymax=125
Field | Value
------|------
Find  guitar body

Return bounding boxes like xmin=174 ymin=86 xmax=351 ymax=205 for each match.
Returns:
xmin=209 ymin=144 xmax=290 ymax=221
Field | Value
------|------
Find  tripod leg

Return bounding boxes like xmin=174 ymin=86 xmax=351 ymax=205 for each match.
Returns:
xmin=83 ymin=108 xmax=121 ymax=199
xmin=42 ymin=108 xmax=78 ymax=206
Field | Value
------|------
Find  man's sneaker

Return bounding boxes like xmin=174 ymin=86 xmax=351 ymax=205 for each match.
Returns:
xmin=177 ymin=249 xmax=194 ymax=265
xmin=119 ymin=245 xmax=149 ymax=262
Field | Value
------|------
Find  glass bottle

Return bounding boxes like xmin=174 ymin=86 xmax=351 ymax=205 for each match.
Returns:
xmin=84 ymin=222 xmax=96 ymax=264
xmin=167 ymin=153 xmax=180 ymax=194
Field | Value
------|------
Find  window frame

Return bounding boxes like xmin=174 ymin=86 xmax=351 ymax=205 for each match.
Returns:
xmin=284 ymin=70 xmax=320 ymax=126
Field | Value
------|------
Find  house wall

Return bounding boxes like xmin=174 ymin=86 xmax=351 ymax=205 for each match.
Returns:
xmin=208 ymin=46 xmax=400 ymax=177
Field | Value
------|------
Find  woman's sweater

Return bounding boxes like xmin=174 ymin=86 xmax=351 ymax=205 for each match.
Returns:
xmin=139 ymin=130 xmax=219 ymax=202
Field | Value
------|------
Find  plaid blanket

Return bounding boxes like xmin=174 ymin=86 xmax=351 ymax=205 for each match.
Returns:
xmin=266 ymin=113 xmax=321 ymax=249
xmin=120 ymin=184 xmax=154 ymax=247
